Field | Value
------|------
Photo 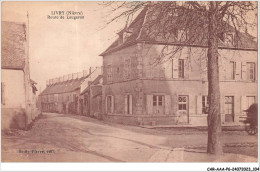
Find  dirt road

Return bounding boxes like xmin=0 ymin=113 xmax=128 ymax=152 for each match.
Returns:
xmin=2 ymin=113 xmax=258 ymax=162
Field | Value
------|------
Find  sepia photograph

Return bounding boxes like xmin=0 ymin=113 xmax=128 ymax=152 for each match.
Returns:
xmin=1 ymin=0 xmax=258 ymax=168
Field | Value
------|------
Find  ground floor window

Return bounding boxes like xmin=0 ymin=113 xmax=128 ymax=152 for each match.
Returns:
xmin=225 ymin=96 xmax=234 ymax=122
xmin=125 ymin=94 xmax=132 ymax=114
xmin=178 ymin=95 xmax=188 ymax=110
xmin=202 ymin=96 xmax=209 ymax=114
xmin=106 ymin=95 xmax=114 ymax=113
xmin=178 ymin=95 xmax=189 ymax=123
xmin=246 ymin=96 xmax=255 ymax=109
xmin=153 ymin=95 xmax=165 ymax=114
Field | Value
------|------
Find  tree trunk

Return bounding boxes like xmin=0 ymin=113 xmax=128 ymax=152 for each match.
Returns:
xmin=207 ymin=2 xmax=223 ymax=155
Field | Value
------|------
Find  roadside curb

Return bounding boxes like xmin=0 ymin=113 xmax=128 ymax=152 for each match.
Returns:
xmin=139 ymin=125 xmax=247 ymax=131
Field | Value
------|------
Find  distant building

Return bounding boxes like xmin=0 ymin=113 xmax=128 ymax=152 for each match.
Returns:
xmin=79 ymin=74 xmax=103 ymax=117
xmin=1 ymin=21 xmax=40 ymax=130
xmin=39 ymin=67 xmax=102 ymax=115
xmin=100 ymin=8 xmax=257 ymax=126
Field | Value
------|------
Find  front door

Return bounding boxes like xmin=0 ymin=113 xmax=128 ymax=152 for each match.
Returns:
xmin=153 ymin=95 xmax=165 ymax=114
xmin=225 ymin=96 xmax=234 ymax=122
xmin=178 ymin=95 xmax=189 ymax=124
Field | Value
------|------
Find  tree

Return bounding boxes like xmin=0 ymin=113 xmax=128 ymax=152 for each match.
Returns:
xmin=102 ymin=1 xmax=257 ymax=155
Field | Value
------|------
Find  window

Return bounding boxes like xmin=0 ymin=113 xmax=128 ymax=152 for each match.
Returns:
xmin=106 ymin=95 xmax=114 ymax=113
xmin=178 ymin=59 xmax=184 ymax=78
xmin=107 ymin=65 xmax=112 ymax=82
xmin=225 ymin=96 xmax=234 ymax=122
xmin=125 ymin=94 xmax=132 ymax=114
xmin=230 ymin=61 xmax=236 ymax=80
xmin=171 ymin=28 xmax=178 ymax=39
xmin=153 ymin=95 xmax=165 ymax=114
xmin=202 ymin=96 xmax=209 ymax=114
xmin=178 ymin=96 xmax=187 ymax=110
xmin=178 ymin=29 xmax=188 ymax=41
xmin=218 ymin=32 xmax=225 ymax=42
xmin=247 ymin=62 xmax=255 ymax=80
xmin=246 ymin=96 xmax=255 ymax=109
xmin=225 ymin=33 xmax=234 ymax=45
xmin=1 ymin=82 xmax=5 ymax=105
xmin=125 ymin=59 xmax=131 ymax=79
xmin=73 ymin=94 xmax=77 ymax=102
xmin=84 ymin=94 xmax=88 ymax=106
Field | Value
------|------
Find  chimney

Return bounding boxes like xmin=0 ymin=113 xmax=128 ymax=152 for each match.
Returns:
xmin=89 ymin=67 xmax=92 ymax=75
xmin=63 ymin=75 xmax=68 ymax=81
xmin=72 ymin=73 xmax=77 ymax=79
xmin=83 ymin=70 xmax=88 ymax=77
xmin=59 ymin=76 xmax=63 ymax=83
xmin=68 ymin=74 xmax=72 ymax=80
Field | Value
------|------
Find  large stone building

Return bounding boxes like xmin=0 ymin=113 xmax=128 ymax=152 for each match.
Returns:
xmin=100 ymin=8 xmax=257 ymax=126
xmin=1 ymin=21 xmax=40 ymax=130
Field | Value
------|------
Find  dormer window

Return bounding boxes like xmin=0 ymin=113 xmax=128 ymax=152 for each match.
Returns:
xmin=218 ymin=32 xmax=234 ymax=46
xmin=123 ymin=31 xmax=132 ymax=42
xmin=225 ymin=33 xmax=234 ymax=46
xmin=178 ymin=29 xmax=187 ymax=41
xmin=218 ymin=32 xmax=225 ymax=42
xmin=118 ymin=28 xmax=133 ymax=45
xmin=171 ymin=28 xmax=178 ymax=39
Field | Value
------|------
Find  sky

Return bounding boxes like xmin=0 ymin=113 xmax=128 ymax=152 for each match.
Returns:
xmin=2 ymin=2 xmax=257 ymax=93
xmin=2 ymin=1 xmax=127 ymax=92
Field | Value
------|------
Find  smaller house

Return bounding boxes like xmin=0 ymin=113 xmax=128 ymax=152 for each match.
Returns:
xmin=79 ymin=75 xmax=103 ymax=118
xmin=1 ymin=21 xmax=40 ymax=130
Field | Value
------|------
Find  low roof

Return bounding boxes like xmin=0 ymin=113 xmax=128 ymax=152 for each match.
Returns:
xmin=40 ymin=76 xmax=88 ymax=96
xmin=2 ymin=21 xmax=27 ymax=70
xmin=80 ymin=75 xmax=103 ymax=95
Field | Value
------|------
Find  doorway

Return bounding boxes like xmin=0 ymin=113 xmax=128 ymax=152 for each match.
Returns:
xmin=178 ymin=95 xmax=189 ymax=124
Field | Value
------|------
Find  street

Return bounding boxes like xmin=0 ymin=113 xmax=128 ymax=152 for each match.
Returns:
xmin=2 ymin=113 xmax=258 ymax=162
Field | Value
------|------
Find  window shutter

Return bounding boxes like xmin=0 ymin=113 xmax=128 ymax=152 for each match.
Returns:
xmin=241 ymin=62 xmax=247 ymax=80
xmin=184 ymin=59 xmax=189 ymax=79
xmin=225 ymin=61 xmax=232 ymax=80
xmin=171 ymin=94 xmax=178 ymax=115
xmin=111 ymin=96 xmax=114 ymax=113
xmin=1 ymin=83 xmax=5 ymax=105
xmin=124 ymin=95 xmax=127 ymax=114
xmin=165 ymin=95 xmax=171 ymax=115
xmin=220 ymin=95 xmax=225 ymax=114
xmin=172 ymin=59 xmax=178 ymax=79
xmin=105 ymin=96 xmax=108 ymax=113
xmin=241 ymin=96 xmax=247 ymax=112
xmin=129 ymin=95 xmax=133 ymax=114
xmin=235 ymin=61 xmax=241 ymax=80
xmin=196 ymin=96 xmax=202 ymax=115
xmin=146 ymin=95 xmax=153 ymax=115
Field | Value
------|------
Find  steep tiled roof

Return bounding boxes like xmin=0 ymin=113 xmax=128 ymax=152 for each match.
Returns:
xmin=100 ymin=8 xmax=147 ymax=56
xmin=100 ymin=7 xmax=257 ymax=56
xmin=40 ymin=77 xmax=87 ymax=96
xmin=1 ymin=21 xmax=27 ymax=69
